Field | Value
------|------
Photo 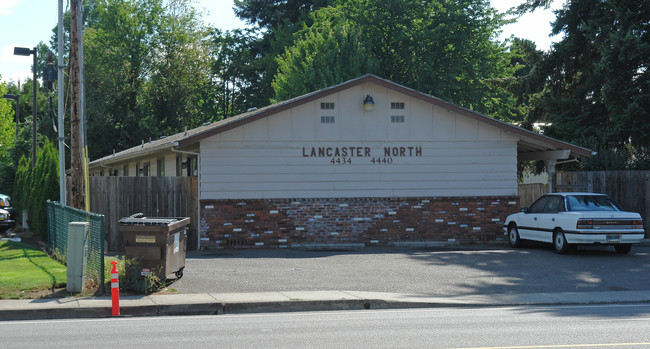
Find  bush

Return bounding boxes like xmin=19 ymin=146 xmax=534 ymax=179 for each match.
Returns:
xmin=12 ymin=140 xmax=59 ymax=239
xmin=106 ymin=258 xmax=164 ymax=294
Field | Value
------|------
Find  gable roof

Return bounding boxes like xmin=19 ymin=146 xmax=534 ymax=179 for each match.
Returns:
xmin=91 ymin=74 xmax=592 ymax=167
xmin=176 ymin=74 xmax=592 ymax=159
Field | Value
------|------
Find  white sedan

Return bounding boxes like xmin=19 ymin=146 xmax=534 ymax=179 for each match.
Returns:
xmin=504 ymin=193 xmax=645 ymax=254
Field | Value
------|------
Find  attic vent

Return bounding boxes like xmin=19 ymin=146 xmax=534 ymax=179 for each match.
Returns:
xmin=247 ymin=107 xmax=257 ymax=112
xmin=320 ymin=116 xmax=335 ymax=124
xmin=159 ymin=136 xmax=166 ymax=139
xmin=202 ymin=122 xmax=211 ymax=126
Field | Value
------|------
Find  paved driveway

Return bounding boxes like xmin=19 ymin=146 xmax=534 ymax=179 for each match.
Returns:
xmin=170 ymin=244 xmax=650 ymax=296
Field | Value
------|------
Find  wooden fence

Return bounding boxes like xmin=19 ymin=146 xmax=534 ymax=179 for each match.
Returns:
xmin=67 ymin=176 xmax=198 ymax=252
xmin=518 ymin=183 xmax=549 ymax=208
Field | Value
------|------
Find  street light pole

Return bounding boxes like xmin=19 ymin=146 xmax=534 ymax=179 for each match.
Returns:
xmin=31 ymin=49 xmax=36 ymax=170
xmin=14 ymin=46 xmax=37 ymax=169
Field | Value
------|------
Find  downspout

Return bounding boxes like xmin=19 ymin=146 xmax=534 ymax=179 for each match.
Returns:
xmin=171 ymin=143 xmax=201 ymax=251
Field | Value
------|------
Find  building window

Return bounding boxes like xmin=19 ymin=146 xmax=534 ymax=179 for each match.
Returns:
xmin=157 ymin=158 xmax=165 ymax=177
xmin=186 ymin=157 xmax=197 ymax=177
xmin=142 ymin=163 xmax=151 ymax=177
xmin=391 ymin=102 xmax=405 ymax=109
xmin=135 ymin=162 xmax=141 ymax=177
xmin=320 ymin=116 xmax=335 ymax=124
xmin=391 ymin=115 xmax=405 ymax=123
xmin=176 ymin=156 xmax=182 ymax=176
xmin=320 ymin=102 xmax=335 ymax=110
xmin=123 ymin=165 xmax=129 ymax=177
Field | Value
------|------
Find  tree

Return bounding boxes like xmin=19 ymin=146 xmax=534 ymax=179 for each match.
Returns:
xmin=272 ymin=0 xmax=512 ymax=117
xmin=30 ymin=140 xmax=60 ymax=237
xmin=232 ymin=0 xmax=337 ymax=106
xmin=488 ymin=38 xmax=546 ymax=125
xmin=144 ymin=0 xmax=211 ymax=133
xmin=13 ymin=155 xmax=31 ymax=216
xmin=234 ymin=0 xmax=334 ymax=29
xmin=0 ymin=80 xmax=15 ymax=163
xmin=0 ymin=80 xmax=16 ymax=196
xmin=531 ymin=0 xmax=650 ymax=158
xmin=203 ymin=28 xmax=266 ymax=119
xmin=272 ymin=7 xmax=378 ymax=101
xmin=84 ymin=0 xmax=165 ymax=159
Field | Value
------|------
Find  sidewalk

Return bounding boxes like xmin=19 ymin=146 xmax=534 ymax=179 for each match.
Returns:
xmin=2 ymin=290 xmax=650 ymax=321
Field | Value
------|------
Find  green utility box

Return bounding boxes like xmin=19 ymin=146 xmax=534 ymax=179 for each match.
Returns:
xmin=119 ymin=214 xmax=190 ymax=280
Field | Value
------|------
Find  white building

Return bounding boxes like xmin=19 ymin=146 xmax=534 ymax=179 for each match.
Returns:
xmin=90 ymin=74 xmax=592 ymax=249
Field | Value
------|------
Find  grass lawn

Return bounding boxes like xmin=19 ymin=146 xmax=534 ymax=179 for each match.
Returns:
xmin=0 ymin=240 xmax=67 ymax=299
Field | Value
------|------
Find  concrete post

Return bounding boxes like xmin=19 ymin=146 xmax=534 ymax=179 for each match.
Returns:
xmin=67 ymin=222 xmax=89 ymax=293
xmin=22 ymin=210 xmax=28 ymax=229
xmin=545 ymin=160 xmax=556 ymax=193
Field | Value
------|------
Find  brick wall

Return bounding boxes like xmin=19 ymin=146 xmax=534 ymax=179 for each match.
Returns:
xmin=199 ymin=196 xmax=520 ymax=249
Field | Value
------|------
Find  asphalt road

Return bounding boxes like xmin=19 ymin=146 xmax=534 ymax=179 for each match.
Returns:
xmin=4 ymin=303 xmax=650 ymax=348
xmin=170 ymin=244 xmax=650 ymax=295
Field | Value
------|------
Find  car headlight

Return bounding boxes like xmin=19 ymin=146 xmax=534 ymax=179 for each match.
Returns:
xmin=0 ymin=213 xmax=5 ymax=220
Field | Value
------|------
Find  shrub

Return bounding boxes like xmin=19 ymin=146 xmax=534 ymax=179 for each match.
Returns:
xmin=106 ymin=258 xmax=163 ymax=294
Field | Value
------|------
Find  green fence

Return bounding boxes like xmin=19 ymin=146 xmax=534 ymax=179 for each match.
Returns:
xmin=47 ymin=200 xmax=106 ymax=293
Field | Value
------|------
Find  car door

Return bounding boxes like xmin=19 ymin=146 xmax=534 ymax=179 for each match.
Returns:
xmin=517 ymin=196 xmax=550 ymax=241
xmin=535 ymin=195 xmax=565 ymax=243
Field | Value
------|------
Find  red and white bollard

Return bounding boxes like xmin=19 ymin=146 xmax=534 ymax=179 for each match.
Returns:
xmin=110 ymin=261 xmax=120 ymax=316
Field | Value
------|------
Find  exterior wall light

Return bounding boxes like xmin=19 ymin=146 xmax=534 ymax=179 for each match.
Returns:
xmin=363 ymin=95 xmax=374 ymax=112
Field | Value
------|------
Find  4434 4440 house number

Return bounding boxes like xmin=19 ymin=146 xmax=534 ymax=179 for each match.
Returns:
xmin=329 ymin=157 xmax=393 ymax=165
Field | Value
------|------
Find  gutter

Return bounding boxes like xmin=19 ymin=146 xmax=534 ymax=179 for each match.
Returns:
xmin=171 ymin=143 xmax=202 ymax=251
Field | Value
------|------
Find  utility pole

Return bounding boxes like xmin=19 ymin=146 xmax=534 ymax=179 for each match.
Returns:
xmin=57 ymin=0 xmax=66 ymax=205
xmin=70 ymin=0 xmax=85 ymax=210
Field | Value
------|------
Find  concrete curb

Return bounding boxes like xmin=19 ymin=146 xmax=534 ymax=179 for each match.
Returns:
xmin=2 ymin=290 xmax=650 ymax=321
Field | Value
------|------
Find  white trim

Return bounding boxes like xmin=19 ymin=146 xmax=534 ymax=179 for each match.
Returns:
xmin=171 ymin=146 xmax=201 ymax=251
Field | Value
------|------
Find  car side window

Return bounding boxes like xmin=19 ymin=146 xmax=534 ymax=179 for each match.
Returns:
xmin=529 ymin=196 xmax=550 ymax=213
xmin=544 ymin=196 xmax=564 ymax=213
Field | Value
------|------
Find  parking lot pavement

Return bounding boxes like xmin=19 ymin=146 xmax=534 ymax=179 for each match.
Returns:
xmin=2 ymin=243 xmax=649 ymax=321
xmin=170 ymin=244 xmax=650 ymax=296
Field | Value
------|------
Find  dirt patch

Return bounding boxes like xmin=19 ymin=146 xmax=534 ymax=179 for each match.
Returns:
xmin=20 ymin=288 xmax=71 ymax=299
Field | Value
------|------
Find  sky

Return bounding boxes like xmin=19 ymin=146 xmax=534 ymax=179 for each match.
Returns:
xmin=0 ymin=0 xmax=566 ymax=84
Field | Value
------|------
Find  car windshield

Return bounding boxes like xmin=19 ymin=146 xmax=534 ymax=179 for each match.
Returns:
xmin=566 ymin=195 xmax=621 ymax=212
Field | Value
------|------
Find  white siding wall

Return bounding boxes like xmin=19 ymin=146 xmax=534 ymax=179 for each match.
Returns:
xmin=200 ymin=83 xmax=519 ymax=199
xmin=165 ymin=153 xmax=176 ymax=176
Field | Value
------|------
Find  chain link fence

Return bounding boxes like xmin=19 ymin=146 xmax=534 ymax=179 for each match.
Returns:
xmin=47 ymin=200 xmax=106 ymax=293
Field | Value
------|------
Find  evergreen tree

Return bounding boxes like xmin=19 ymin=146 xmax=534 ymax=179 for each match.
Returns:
xmin=530 ymin=0 xmax=650 ymax=165
xmin=273 ymin=7 xmax=378 ymax=101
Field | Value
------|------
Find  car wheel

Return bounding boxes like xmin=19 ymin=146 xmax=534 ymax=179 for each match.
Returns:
xmin=175 ymin=267 xmax=184 ymax=279
xmin=614 ymin=244 xmax=632 ymax=254
xmin=508 ymin=225 xmax=521 ymax=248
xmin=553 ymin=230 xmax=570 ymax=254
